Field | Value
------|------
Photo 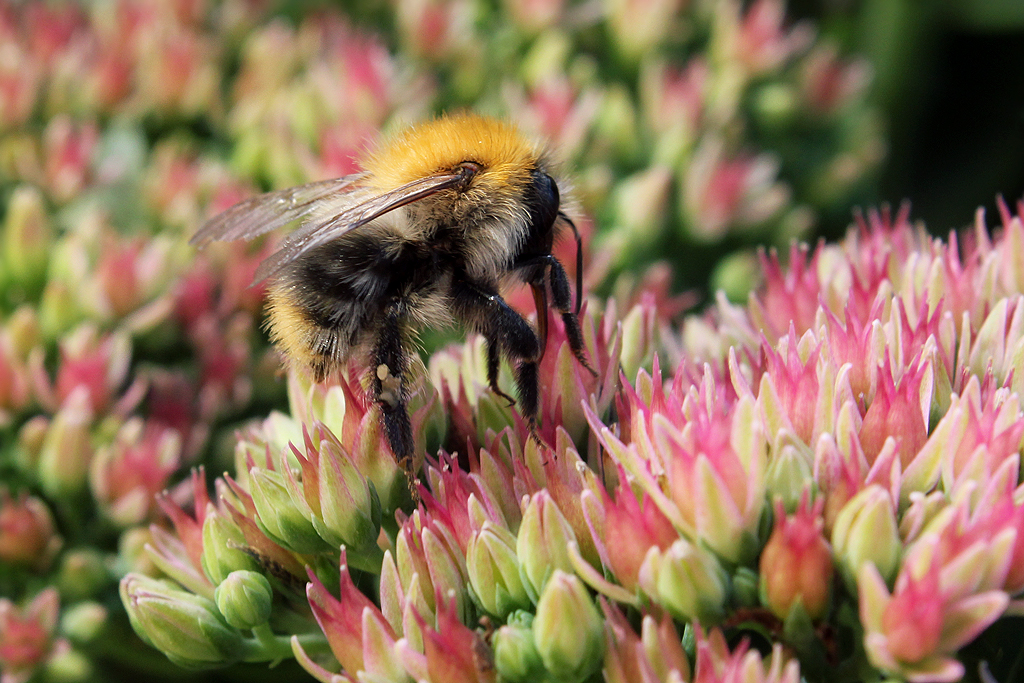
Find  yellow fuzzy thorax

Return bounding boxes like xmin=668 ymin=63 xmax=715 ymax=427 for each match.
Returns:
xmin=363 ymin=113 xmax=543 ymax=191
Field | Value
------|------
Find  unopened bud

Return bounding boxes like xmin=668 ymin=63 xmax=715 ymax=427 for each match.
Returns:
xmin=60 ymin=602 xmax=108 ymax=645
xmin=759 ymin=500 xmax=833 ymax=621
xmin=467 ymin=522 xmax=530 ymax=618
xmin=639 ymin=538 xmax=729 ymax=624
xmin=248 ymin=467 xmax=329 ymax=554
xmin=56 ymin=549 xmax=107 ymax=600
xmin=120 ymin=574 xmax=244 ymax=668
xmin=214 ymin=570 xmax=273 ymax=630
xmin=831 ymin=485 xmax=900 ymax=591
xmin=517 ymin=491 xmax=575 ymax=600
xmin=493 ymin=611 xmax=544 ymax=682
xmin=532 ymin=571 xmax=604 ymax=683
xmin=200 ymin=506 xmax=260 ymax=585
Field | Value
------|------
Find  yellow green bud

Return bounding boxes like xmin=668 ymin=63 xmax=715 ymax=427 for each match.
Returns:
xmin=532 ymin=571 xmax=604 ymax=683
xmin=516 ymin=491 xmax=575 ymax=600
xmin=831 ymin=485 xmax=901 ymax=591
xmin=200 ymin=505 xmax=260 ymax=585
xmin=467 ymin=522 xmax=530 ymax=617
xmin=493 ymin=611 xmax=544 ymax=682
xmin=248 ymin=467 xmax=329 ymax=554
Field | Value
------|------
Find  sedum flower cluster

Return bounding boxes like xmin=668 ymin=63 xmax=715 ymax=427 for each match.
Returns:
xmin=123 ymin=200 xmax=1024 ymax=683
xmin=0 ymin=0 xmax=886 ymax=682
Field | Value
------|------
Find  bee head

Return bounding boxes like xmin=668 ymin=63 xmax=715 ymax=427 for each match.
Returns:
xmin=363 ymin=113 xmax=547 ymax=214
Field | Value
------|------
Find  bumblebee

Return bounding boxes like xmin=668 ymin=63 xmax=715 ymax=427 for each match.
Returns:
xmin=192 ymin=113 xmax=595 ymax=464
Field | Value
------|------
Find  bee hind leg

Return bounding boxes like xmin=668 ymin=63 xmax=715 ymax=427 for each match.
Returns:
xmin=372 ymin=300 xmax=416 ymax=477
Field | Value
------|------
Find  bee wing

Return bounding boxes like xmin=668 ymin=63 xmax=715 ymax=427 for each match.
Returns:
xmin=189 ymin=173 xmax=372 ymax=246
xmin=251 ymin=171 xmax=466 ymax=283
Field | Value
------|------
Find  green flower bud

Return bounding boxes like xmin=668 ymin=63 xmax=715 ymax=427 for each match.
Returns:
xmin=42 ymin=646 xmax=92 ymax=683
xmin=3 ymin=185 xmax=51 ymax=290
xmin=516 ymin=491 xmax=575 ymax=600
xmin=532 ymin=571 xmax=604 ymax=683
xmin=493 ymin=611 xmax=544 ymax=683
xmin=201 ymin=505 xmax=260 ymax=585
xmin=467 ymin=522 xmax=530 ymax=618
xmin=40 ymin=281 xmax=85 ymax=340
xmin=37 ymin=391 xmax=93 ymax=497
xmin=248 ymin=467 xmax=329 ymax=554
xmin=56 ymin=549 xmax=107 ymax=600
xmin=120 ymin=574 xmax=244 ymax=668
xmin=831 ymin=485 xmax=901 ymax=591
xmin=214 ymin=570 xmax=273 ymax=630
xmin=752 ymin=82 xmax=798 ymax=130
xmin=60 ymin=602 xmax=108 ymax=645
xmin=310 ymin=438 xmax=381 ymax=552
xmin=640 ymin=538 xmax=729 ymax=624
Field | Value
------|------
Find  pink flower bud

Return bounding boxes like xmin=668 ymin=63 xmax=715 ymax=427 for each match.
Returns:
xmin=601 ymin=476 xmax=677 ymax=592
xmin=0 ymin=488 xmax=61 ymax=570
xmin=759 ymin=497 xmax=833 ymax=621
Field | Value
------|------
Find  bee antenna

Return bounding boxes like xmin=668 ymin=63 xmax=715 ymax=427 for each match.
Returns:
xmin=559 ymin=212 xmax=584 ymax=314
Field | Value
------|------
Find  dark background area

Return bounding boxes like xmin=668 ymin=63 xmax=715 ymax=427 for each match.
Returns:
xmin=795 ymin=0 xmax=1024 ymax=239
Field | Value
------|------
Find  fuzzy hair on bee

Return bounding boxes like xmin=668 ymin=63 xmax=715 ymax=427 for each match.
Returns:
xmin=192 ymin=113 xmax=596 ymax=465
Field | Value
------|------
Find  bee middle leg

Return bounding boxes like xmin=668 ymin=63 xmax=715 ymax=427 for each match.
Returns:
xmin=485 ymin=338 xmax=516 ymax=407
xmin=451 ymin=280 xmax=541 ymax=427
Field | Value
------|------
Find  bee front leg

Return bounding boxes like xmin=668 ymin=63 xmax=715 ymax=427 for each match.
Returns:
xmin=546 ymin=257 xmax=598 ymax=377
xmin=512 ymin=255 xmax=597 ymax=377
xmin=372 ymin=299 xmax=415 ymax=470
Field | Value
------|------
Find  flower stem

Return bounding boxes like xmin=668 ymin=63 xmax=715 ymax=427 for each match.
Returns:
xmin=244 ymin=624 xmax=328 ymax=663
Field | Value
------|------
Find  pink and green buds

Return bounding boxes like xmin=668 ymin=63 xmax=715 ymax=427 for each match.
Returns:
xmin=302 ymin=551 xmax=402 ymax=679
xmin=283 ymin=423 xmax=382 ymax=554
xmin=0 ymin=589 xmax=69 ymax=683
xmin=858 ymin=555 xmax=1008 ymax=683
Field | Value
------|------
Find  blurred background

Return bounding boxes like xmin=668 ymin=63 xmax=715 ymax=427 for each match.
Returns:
xmin=0 ymin=0 xmax=1022 ymax=681
xmin=794 ymin=0 xmax=1024 ymax=241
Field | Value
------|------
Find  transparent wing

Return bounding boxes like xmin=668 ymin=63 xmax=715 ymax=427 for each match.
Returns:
xmin=189 ymin=173 xmax=371 ymax=246
xmin=251 ymin=171 xmax=466 ymax=283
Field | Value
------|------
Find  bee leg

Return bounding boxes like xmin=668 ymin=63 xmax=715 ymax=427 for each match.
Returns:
xmin=546 ymin=258 xmax=598 ymax=377
xmin=372 ymin=300 xmax=415 ymax=476
xmin=451 ymin=280 xmax=542 ymax=432
xmin=486 ymin=338 xmax=516 ymax=407
xmin=530 ymin=282 xmax=549 ymax=360
xmin=515 ymin=359 xmax=541 ymax=443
